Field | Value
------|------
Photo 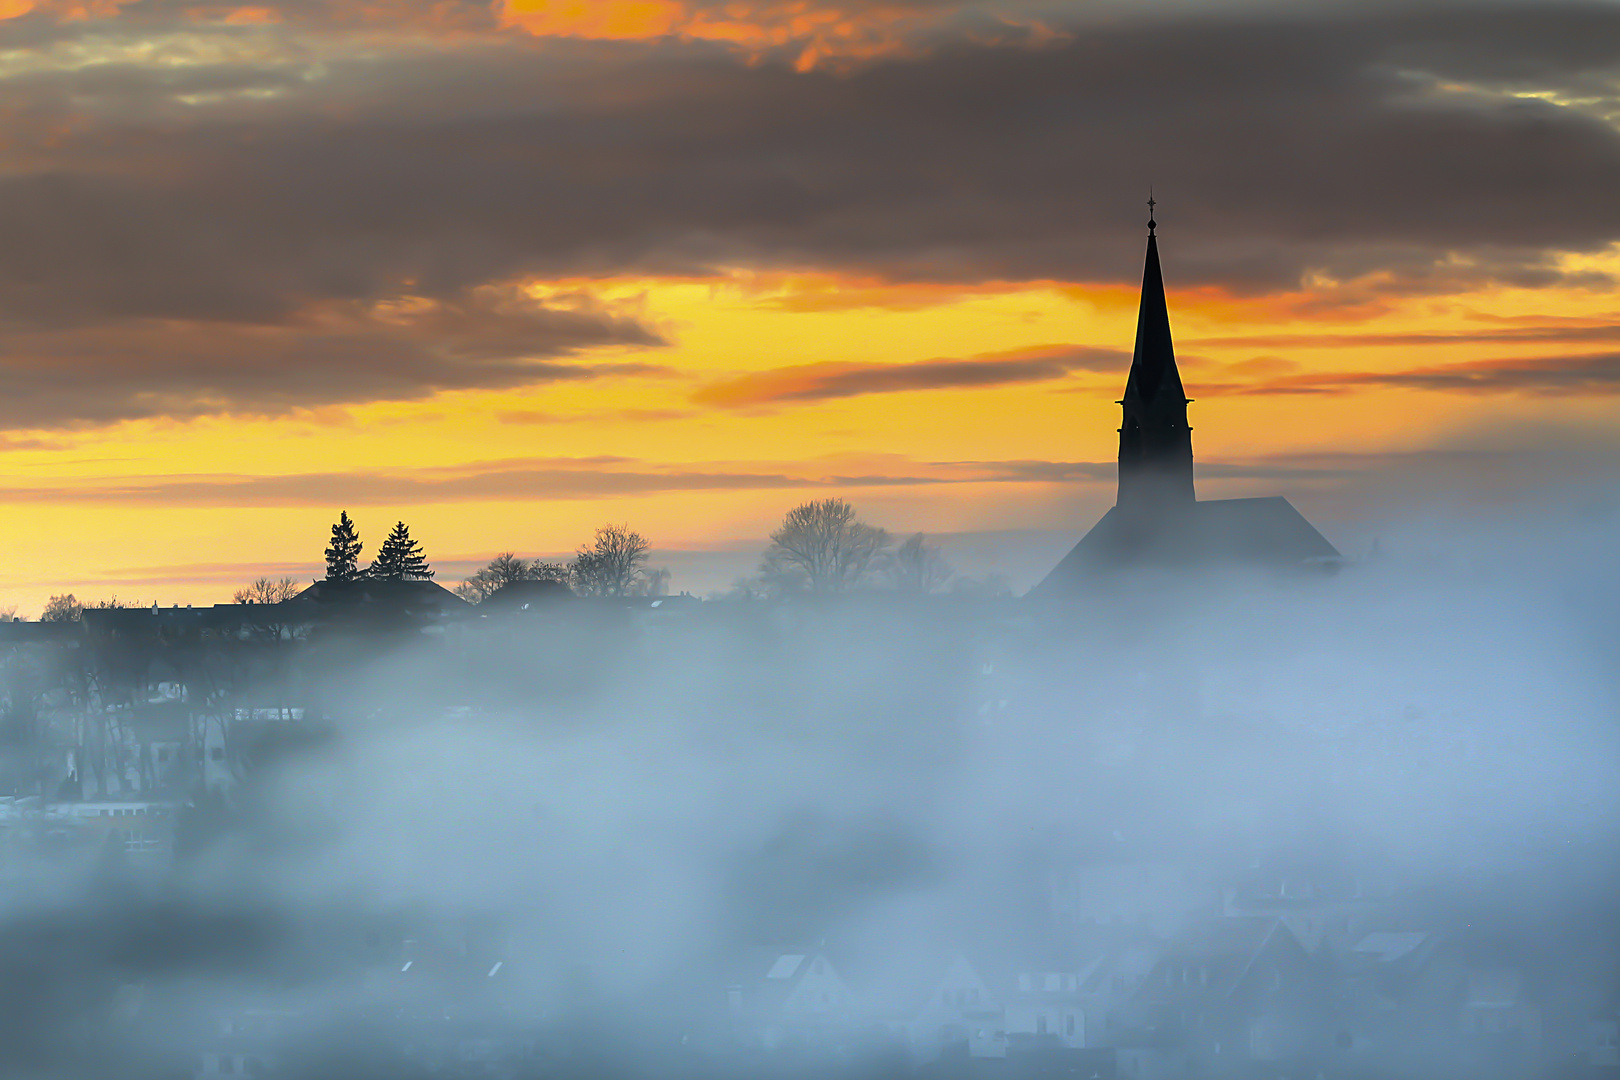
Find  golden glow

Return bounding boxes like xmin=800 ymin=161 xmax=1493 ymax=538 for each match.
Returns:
xmin=2 ymin=250 xmax=1620 ymax=614
xmin=498 ymin=0 xmax=936 ymax=69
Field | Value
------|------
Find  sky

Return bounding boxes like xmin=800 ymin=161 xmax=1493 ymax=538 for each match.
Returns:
xmin=1 ymin=0 xmax=1619 ymax=611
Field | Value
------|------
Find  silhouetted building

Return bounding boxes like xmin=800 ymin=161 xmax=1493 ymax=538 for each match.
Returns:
xmin=481 ymin=578 xmax=575 ymax=611
xmin=291 ymin=577 xmax=470 ymax=625
xmin=1035 ymin=210 xmax=1338 ymax=592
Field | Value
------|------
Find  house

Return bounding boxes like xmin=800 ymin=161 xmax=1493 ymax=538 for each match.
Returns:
xmin=1583 ymin=1003 xmax=1619 ymax=1073
xmin=721 ymin=947 xmax=856 ymax=1052
xmin=1221 ymin=858 xmax=1399 ymax=953
xmin=481 ymin=579 xmax=575 ymax=611
xmin=985 ymin=938 xmax=1099 ymax=1055
xmin=51 ymin=799 xmax=177 ymax=855
xmin=1115 ymin=916 xmax=1326 ymax=1073
xmin=859 ymin=949 xmax=1005 ymax=1064
xmin=289 ymin=577 xmax=471 ymax=631
xmin=189 ymin=1006 xmax=299 ymax=1080
xmin=1071 ymin=930 xmax=1167 ymax=1048
xmin=1332 ymin=929 xmax=1545 ymax=1078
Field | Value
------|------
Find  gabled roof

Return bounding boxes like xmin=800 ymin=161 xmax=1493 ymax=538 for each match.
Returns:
xmin=1127 ymin=917 xmax=1306 ymax=1008
xmin=721 ymin=946 xmax=848 ymax=1019
xmin=291 ymin=577 xmax=470 ymax=616
xmin=1190 ymin=497 xmax=1341 ymax=563
xmin=0 ymin=620 xmax=82 ymax=643
xmin=1035 ymin=496 xmax=1339 ymax=591
xmin=1167 ymin=916 xmax=1282 ymax=963
xmin=482 ymin=579 xmax=574 ymax=609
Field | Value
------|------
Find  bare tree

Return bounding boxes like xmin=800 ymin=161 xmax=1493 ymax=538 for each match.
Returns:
xmin=890 ymin=533 xmax=952 ymax=594
xmin=454 ymin=552 xmax=569 ymax=603
xmin=569 ymin=525 xmax=651 ymax=597
xmin=40 ymin=594 xmax=82 ymax=622
xmin=633 ymin=567 xmax=672 ymax=597
xmin=233 ymin=576 xmax=302 ymax=605
xmin=761 ymin=498 xmax=890 ymax=595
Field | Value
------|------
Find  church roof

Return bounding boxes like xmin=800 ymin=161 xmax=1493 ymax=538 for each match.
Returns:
xmin=1121 ymin=229 xmax=1186 ymax=409
xmin=1033 ymin=496 xmax=1340 ymax=592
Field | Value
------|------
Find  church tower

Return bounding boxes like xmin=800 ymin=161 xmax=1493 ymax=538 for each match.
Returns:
xmin=1115 ymin=201 xmax=1195 ymax=511
xmin=1032 ymin=200 xmax=1341 ymax=593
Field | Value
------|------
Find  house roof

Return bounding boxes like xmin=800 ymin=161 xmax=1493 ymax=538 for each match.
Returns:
xmin=1125 ymin=917 xmax=1301 ymax=1011
xmin=289 ymin=578 xmax=471 ymax=621
xmin=482 ymin=579 xmax=575 ymax=609
xmin=1036 ymin=497 xmax=1340 ymax=590
xmin=1166 ymin=916 xmax=1281 ymax=962
xmin=855 ymin=949 xmax=970 ymax=1020
xmin=0 ymin=620 xmax=82 ymax=643
xmin=721 ymin=946 xmax=848 ymax=1019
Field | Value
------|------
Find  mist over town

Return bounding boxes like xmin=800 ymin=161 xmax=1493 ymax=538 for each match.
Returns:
xmin=2 ymin=0 xmax=1620 ymax=1078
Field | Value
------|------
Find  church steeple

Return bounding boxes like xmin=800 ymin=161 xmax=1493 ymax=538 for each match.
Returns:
xmin=1116 ymin=199 xmax=1195 ymax=509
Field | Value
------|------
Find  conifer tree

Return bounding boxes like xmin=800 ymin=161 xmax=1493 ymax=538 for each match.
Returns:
xmin=369 ymin=521 xmax=433 ymax=580
xmin=324 ymin=511 xmax=364 ymax=583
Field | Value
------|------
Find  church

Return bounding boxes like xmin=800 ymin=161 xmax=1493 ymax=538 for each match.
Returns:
xmin=1035 ymin=207 xmax=1339 ymax=594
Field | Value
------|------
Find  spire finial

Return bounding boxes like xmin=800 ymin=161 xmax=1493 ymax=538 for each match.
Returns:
xmin=1147 ymin=189 xmax=1156 ymax=236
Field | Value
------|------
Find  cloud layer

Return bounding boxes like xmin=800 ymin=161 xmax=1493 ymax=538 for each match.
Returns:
xmin=692 ymin=346 xmax=1127 ymax=406
xmin=0 ymin=2 xmax=1618 ymax=425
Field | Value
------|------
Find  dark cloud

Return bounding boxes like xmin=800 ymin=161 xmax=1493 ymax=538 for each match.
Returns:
xmin=0 ymin=3 xmax=1618 ymax=424
xmin=1186 ymin=323 xmax=1620 ymax=350
xmin=0 ymin=289 xmax=667 ymax=427
xmin=1223 ymin=350 xmax=1620 ymax=395
xmin=691 ymin=346 xmax=1126 ymax=406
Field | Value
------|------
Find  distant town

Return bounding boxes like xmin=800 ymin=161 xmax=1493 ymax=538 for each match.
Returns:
xmin=0 ymin=224 xmax=1612 ymax=1080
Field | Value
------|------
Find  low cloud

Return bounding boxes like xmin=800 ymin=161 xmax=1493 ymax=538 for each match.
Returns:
xmin=495 ymin=407 xmax=695 ymax=425
xmin=0 ymin=288 xmax=669 ymax=427
xmin=1185 ymin=322 xmax=1620 ymax=351
xmin=2 ymin=445 xmax=1570 ymax=508
xmin=692 ymin=346 xmax=1127 ymax=407
xmin=1225 ymin=351 xmax=1620 ymax=396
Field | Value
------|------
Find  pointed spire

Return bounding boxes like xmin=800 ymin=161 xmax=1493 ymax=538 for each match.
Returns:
xmin=1122 ymin=204 xmax=1185 ymax=409
xmin=1116 ymin=201 xmax=1195 ymax=509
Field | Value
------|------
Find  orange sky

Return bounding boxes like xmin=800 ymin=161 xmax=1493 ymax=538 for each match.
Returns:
xmin=4 ymin=253 xmax=1618 ymax=614
xmin=0 ymin=0 xmax=1616 ymax=613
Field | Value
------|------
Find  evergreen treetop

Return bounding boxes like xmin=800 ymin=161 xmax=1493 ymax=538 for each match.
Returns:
xmin=369 ymin=521 xmax=433 ymax=580
xmin=324 ymin=511 xmax=364 ymax=583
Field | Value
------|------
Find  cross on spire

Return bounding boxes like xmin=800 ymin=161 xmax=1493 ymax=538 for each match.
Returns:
xmin=1147 ymin=190 xmax=1156 ymax=235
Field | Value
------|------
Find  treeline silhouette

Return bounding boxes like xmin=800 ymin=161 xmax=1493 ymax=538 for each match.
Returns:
xmin=20 ymin=498 xmax=1011 ymax=622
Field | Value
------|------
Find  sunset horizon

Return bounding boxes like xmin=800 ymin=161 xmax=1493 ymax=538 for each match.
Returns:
xmin=2 ymin=0 xmax=1619 ymax=612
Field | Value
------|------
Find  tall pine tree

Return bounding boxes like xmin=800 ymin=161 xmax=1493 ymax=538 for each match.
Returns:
xmin=368 ymin=521 xmax=433 ymax=580
xmin=324 ymin=511 xmax=363 ymax=583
